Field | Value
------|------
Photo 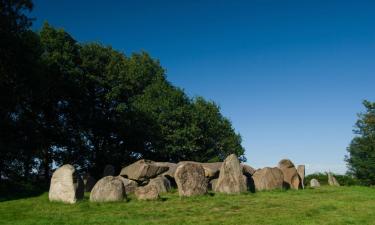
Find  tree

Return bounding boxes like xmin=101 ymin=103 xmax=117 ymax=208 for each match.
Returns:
xmin=346 ymin=100 xmax=375 ymax=185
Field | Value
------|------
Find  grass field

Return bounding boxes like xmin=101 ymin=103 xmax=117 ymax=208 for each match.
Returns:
xmin=1 ymin=186 xmax=375 ymax=225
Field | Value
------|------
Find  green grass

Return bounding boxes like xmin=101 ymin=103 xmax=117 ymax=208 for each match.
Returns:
xmin=1 ymin=186 xmax=375 ymax=225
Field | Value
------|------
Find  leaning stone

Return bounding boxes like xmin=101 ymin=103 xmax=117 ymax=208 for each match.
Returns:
xmin=278 ymin=159 xmax=301 ymax=189
xmin=310 ymin=178 xmax=321 ymax=188
xmin=149 ymin=176 xmax=171 ymax=193
xmin=83 ymin=173 xmax=97 ymax=192
xmin=103 ymin=164 xmax=115 ymax=177
xmin=117 ymin=176 xmax=138 ymax=194
xmin=120 ymin=159 xmax=169 ymax=181
xmin=297 ymin=165 xmax=305 ymax=189
xmin=90 ymin=176 xmax=126 ymax=202
xmin=175 ymin=162 xmax=208 ymax=197
xmin=252 ymin=167 xmax=284 ymax=191
xmin=214 ymin=154 xmax=247 ymax=194
xmin=49 ymin=164 xmax=84 ymax=204
xmin=327 ymin=172 xmax=340 ymax=186
xmin=135 ymin=184 xmax=160 ymax=200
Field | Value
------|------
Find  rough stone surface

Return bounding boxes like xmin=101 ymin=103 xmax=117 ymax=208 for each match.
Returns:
xmin=242 ymin=164 xmax=256 ymax=176
xmin=278 ymin=159 xmax=301 ymax=190
xmin=252 ymin=167 xmax=284 ymax=191
xmin=83 ymin=173 xmax=97 ymax=192
xmin=327 ymin=172 xmax=340 ymax=186
xmin=103 ymin=164 xmax=115 ymax=177
xmin=117 ymin=176 xmax=138 ymax=194
xmin=148 ymin=176 xmax=171 ymax=193
xmin=120 ymin=159 xmax=169 ymax=181
xmin=155 ymin=162 xmax=177 ymax=178
xmin=175 ymin=162 xmax=208 ymax=197
xmin=177 ymin=161 xmax=222 ymax=178
xmin=310 ymin=178 xmax=321 ymax=188
xmin=297 ymin=165 xmax=305 ymax=189
xmin=90 ymin=176 xmax=126 ymax=202
xmin=135 ymin=184 xmax=160 ymax=200
xmin=214 ymin=154 xmax=247 ymax=194
xmin=49 ymin=164 xmax=84 ymax=204
xmin=209 ymin=178 xmax=218 ymax=190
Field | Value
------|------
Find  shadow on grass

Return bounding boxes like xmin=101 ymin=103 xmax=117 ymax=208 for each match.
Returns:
xmin=0 ymin=180 xmax=48 ymax=202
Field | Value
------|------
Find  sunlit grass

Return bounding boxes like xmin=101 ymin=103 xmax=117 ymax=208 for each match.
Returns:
xmin=1 ymin=186 xmax=375 ymax=224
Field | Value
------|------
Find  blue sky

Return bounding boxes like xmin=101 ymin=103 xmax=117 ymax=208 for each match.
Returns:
xmin=31 ymin=0 xmax=375 ymax=174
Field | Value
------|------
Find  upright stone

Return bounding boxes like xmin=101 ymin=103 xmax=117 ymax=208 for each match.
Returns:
xmin=120 ymin=159 xmax=169 ymax=181
xmin=214 ymin=154 xmax=247 ymax=194
xmin=252 ymin=167 xmax=284 ymax=191
xmin=297 ymin=165 xmax=305 ymax=189
xmin=278 ymin=159 xmax=301 ymax=189
xmin=310 ymin=178 xmax=321 ymax=188
xmin=90 ymin=176 xmax=126 ymax=202
xmin=327 ymin=172 xmax=340 ymax=186
xmin=135 ymin=184 xmax=160 ymax=200
xmin=103 ymin=164 xmax=115 ymax=177
xmin=175 ymin=162 xmax=208 ymax=197
xmin=49 ymin=164 xmax=84 ymax=204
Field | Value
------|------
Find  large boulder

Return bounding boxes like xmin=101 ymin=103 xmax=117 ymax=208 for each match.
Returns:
xmin=242 ymin=164 xmax=256 ymax=176
xmin=120 ymin=159 xmax=169 ymax=181
xmin=90 ymin=176 xmax=126 ymax=202
xmin=214 ymin=154 xmax=247 ymax=194
xmin=175 ymin=162 xmax=208 ymax=197
xmin=327 ymin=172 xmax=340 ymax=186
xmin=103 ymin=164 xmax=115 ymax=177
xmin=83 ymin=173 xmax=97 ymax=192
xmin=278 ymin=159 xmax=301 ymax=189
xmin=177 ymin=161 xmax=222 ymax=178
xmin=117 ymin=176 xmax=138 ymax=194
xmin=135 ymin=184 xmax=160 ymax=200
xmin=310 ymin=178 xmax=321 ymax=188
xmin=297 ymin=165 xmax=305 ymax=189
xmin=49 ymin=164 xmax=84 ymax=204
xmin=155 ymin=162 xmax=178 ymax=178
xmin=252 ymin=167 xmax=284 ymax=191
xmin=149 ymin=176 xmax=171 ymax=193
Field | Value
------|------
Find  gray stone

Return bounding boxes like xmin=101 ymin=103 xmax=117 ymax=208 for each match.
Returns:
xmin=135 ymin=184 xmax=160 ymax=200
xmin=310 ymin=178 xmax=321 ymax=188
xmin=242 ymin=164 xmax=256 ymax=176
xmin=155 ymin=162 xmax=178 ymax=178
xmin=177 ymin=161 xmax=222 ymax=178
xmin=175 ymin=162 xmax=208 ymax=197
xmin=297 ymin=165 xmax=305 ymax=189
xmin=83 ymin=173 xmax=97 ymax=192
xmin=117 ymin=176 xmax=138 ymax=194
xmin=120 ymin=159 xmax=169 ymax=181
xmin=252 ymin=167 xmax=284 ymax=191
xmin=327 ymin=172 xmax=340 ymax=186
xmin=278 ymin=159 xmax=301 ymax=190
xmin=214 ymin=154 xmax=247 ymax=194
xmin=90 ymin=176 xmax=126 ymax=202
xmin=209 ymin=178 xmax=218 ymax=190
xmin=149 ymin=176 xmax=171 ymax=193
xmin=103 ymin=164 xmax=115 ymax=177
xmin=49 ymin=164 xmax=84 ymax=204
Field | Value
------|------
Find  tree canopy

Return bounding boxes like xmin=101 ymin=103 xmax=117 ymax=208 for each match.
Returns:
xmin=0 ymin=0 xmax=245 ymax=181
xmin=346 ymin=100 xmax=375 ymax=185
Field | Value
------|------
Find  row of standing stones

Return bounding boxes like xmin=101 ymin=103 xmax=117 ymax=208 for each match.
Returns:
xmin=48 ymin=154 xmax=340 ymax=204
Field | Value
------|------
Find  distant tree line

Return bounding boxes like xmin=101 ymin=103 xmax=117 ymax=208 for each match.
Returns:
xmin=0 ymin=0 xmax=245 ymax=181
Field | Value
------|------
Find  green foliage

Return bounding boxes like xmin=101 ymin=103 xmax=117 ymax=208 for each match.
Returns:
xmin=305 ymin=173 xmax=360 ymax=186
xmin=1 ymin=187 xmax=375 ymax=224
xmin=346 ymin=100 xmax=375 ymax=185
xmin=0 ymin=0 xmax=246 ymax=181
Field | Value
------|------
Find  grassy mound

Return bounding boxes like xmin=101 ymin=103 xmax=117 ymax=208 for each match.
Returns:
xmin=1 ymin=186 xmax=375 ymax=224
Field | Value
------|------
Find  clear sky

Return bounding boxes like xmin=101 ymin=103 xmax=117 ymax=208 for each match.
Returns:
xmin=31 ymin=0 xmax=375 ymax=174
